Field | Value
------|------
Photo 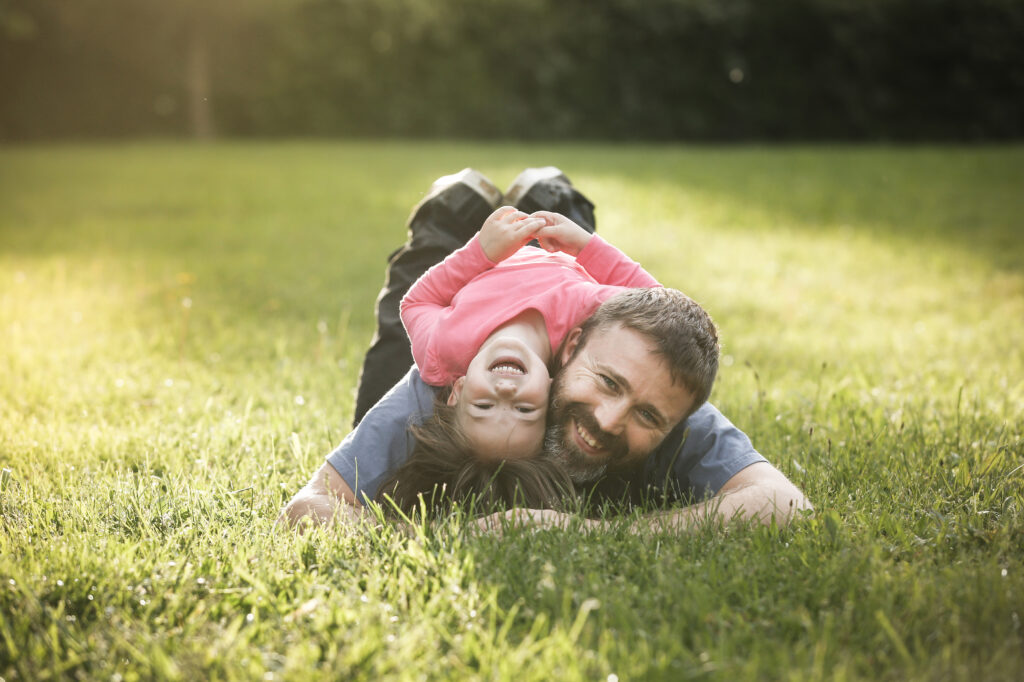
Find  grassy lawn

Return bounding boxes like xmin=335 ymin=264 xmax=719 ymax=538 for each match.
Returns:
xmin=0 ymin=141 xmax=1021 ymax=680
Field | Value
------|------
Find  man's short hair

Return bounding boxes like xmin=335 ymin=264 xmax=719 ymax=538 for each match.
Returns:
xmin=574 ymin=287 xmax=720 ymax=415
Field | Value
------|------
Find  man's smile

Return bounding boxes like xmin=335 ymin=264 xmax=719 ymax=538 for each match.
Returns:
xmin=572 ymin=418 xmax=602 ymax=455
xmin=562 ymin=405 xmax=630 ymax=464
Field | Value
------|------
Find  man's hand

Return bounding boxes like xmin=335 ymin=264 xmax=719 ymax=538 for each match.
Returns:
xmin=530 ymin=211 xmax=594 ymax=257
xmin=277 ymin=462 xmax=365 ymax=531
xmin=478 ymin=206 xmax=547 ymax=263
xmin=472 ymin=508 xmax=594 ymax=535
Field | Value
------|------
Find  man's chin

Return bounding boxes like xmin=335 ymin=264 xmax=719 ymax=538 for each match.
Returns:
xmin=543 ymin=422 xmax=607 ymax=484
xmin=560 ymin=451 xmax=608 ymax=485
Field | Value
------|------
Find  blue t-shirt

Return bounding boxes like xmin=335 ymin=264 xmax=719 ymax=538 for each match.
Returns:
xmin=327 ymin=366 xmax=766 ymax=504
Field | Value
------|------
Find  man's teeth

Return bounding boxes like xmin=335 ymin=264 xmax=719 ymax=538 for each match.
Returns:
xmin=576 ymin=422 xmax=599 ymax=449
xmin=491 ymin=363 xmax=524 ymax=374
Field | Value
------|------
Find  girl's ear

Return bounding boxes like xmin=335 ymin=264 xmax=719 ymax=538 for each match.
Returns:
xmin=560 ymin=327 xmax=583 ymax=366
xmin=446 ymin=377 xmax=464 ymax=406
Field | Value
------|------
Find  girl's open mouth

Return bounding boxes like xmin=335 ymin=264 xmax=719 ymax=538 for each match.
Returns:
xmin=489 ymin=357 xmax=526 ymax=375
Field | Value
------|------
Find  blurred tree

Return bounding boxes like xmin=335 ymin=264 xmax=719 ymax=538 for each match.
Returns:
xmin=0 ymin=0 xmax=308 ymax=138
xmin=132 ymin=0 xmax=311 ymax=139
xmin=1 ymin=0 xmax=1021 ymax=140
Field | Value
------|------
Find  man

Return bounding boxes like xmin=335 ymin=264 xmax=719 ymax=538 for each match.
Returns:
xmin=280 ymin=168 xmax=811 ymax=531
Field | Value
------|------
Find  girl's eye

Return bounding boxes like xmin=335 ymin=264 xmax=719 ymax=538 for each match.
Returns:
xmin=474 ymin=403 xmax=493 ymax=410
xmin=516 ymin=406 xmax=535 ymax=414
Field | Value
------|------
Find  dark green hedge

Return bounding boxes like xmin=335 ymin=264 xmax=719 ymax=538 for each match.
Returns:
xmin=2 ymin=0 xmax=1022 ymax=140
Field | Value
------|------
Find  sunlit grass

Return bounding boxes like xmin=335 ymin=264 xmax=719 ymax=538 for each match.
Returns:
xmin=1 ymin=141 xmax=1022 ymax=680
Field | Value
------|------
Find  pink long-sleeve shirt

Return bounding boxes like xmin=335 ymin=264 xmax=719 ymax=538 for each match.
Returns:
xmin=400 ymin=235 xmax=661 ymax=386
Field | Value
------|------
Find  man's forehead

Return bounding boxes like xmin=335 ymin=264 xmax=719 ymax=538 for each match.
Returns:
xmin=584 ymin=324 xmax=660 ymax=367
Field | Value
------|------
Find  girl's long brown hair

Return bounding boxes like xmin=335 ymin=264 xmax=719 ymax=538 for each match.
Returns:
xmin=375 ymin=390 xmax=574 ymax=518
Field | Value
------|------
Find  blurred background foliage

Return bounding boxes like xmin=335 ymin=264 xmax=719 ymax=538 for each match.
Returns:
xmin=1 ymin=0 xmax=1022 ymax=141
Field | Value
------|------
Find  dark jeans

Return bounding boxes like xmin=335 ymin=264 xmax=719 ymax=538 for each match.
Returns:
xmin=352 ymin=173 xmax=596 ymax=426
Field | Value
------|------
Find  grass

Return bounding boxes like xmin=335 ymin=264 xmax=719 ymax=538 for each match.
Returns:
xmin=0 ymin=140 xmax=1022 ymax=680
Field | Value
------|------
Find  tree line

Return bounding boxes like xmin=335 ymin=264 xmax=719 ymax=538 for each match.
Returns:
xmin=1 ymin=0 xmax=1021 ymax=141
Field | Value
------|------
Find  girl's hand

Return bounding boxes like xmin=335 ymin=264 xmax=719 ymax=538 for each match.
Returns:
xmin=531 ymin=211 xmax=594 ymax=257
xmin=478 ymin=206 xmax=546 ymax=263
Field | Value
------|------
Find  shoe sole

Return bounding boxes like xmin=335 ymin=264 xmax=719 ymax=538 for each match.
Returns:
xmin=407 ymin=168 xmax=502 ymax=241
xmin=504 ymin=166 xmax=569 ymax=207
xmin=423 ymin=168 xmax=502 ymax=209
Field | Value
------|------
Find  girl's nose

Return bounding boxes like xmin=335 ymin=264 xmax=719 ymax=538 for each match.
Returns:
xmin=495 ymin=381 xmax=517 ymax=397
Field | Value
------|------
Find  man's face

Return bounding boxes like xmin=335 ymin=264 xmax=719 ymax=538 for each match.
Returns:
xmin=546 ymin=324 xmax=695 ymax=482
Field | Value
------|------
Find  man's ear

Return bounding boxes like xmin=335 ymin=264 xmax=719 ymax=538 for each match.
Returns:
xmin=560 ymin=327 xmax=583 ymax=366
xmin=446 ymin=376 xmax=464 ymax=406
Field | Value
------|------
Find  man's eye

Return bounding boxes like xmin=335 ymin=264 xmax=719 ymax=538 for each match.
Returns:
xmin=599 ymin=374 xmax=617 ymax=391
xmin=637 ymin=408 xmax=657 ymax=426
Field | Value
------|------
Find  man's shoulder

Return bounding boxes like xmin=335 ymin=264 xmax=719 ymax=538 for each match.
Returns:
xmin=642 ymin=402 xmax=766 ymax=500
xmin=373 ymin=366 xmax=437 ymax=417
xmin=325 ymin=366 xmax=438 ymax=502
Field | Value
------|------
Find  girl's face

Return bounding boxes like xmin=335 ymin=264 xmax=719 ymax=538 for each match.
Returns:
xmin=447 ymin=334 xmax=552 ymax=460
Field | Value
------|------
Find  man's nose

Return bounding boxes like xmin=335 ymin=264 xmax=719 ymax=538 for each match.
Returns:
xmin=593 ymin=397 xmax=628 ymax=434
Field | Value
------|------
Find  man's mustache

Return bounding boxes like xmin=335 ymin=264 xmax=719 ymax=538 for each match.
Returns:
xmin=558 ymin=402 xmax=628 ymax=462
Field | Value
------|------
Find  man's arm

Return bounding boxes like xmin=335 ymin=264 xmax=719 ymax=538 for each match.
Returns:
xmin=277 ymin=366 xmax=437 ymax=530
xmin=625 ymin=461 xmax=811 ymax=532
xmin=477 ymin=462 xmax=811 ymax=533
xmin=277 ymin=462 xmax=365 ymax=530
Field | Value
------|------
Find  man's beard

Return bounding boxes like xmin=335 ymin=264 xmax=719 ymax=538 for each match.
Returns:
xmin=543 ymin=374 xmax=629 ymax=484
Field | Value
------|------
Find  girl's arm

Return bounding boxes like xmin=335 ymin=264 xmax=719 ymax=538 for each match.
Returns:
xmin=400 ymin=208 xmax=546 ymax=380
xmin=399 ymin=235 xmax=495 ymax=378
xmin=533 ymin=211 xmax=661 ymax=288
xmin=575 ymin=234 xmax=660 ymax=288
